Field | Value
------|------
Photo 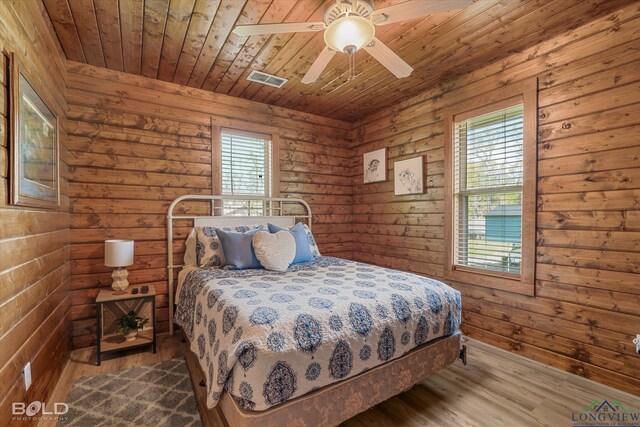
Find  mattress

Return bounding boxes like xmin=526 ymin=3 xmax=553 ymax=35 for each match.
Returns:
xmin=174 ymin=256 xmax=462 ymax=411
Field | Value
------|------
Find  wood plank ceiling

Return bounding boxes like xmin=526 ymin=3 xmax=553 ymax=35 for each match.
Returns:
xmin=43 ymin=0 xmax=629 ymax=121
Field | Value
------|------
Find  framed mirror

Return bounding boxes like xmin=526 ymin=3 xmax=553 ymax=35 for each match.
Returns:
xmin=9 ymin=53 xmax=60 ymax=208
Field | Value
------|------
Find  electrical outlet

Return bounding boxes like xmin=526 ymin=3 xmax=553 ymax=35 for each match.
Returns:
xmin=23 ymin=363 xmax=31 ymax=390
xmin=634 ymin=334 xmax=640 ymax=355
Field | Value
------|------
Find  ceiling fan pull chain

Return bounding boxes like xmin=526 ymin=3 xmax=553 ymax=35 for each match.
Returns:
xmin=353 ymin=54 xmax=356 ymax=81
xmin=347 ymin=55 xmax=353 ymax=82
xmin=349 ymin=53 xmax=355 ymax=81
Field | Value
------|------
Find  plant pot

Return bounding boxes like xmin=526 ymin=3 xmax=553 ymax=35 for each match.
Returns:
xmin=124 ymin=331 xmax=138 ymax=342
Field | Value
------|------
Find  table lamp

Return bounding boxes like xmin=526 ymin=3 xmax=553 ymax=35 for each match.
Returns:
xmin=105 ymin=240 xmax=134 ymax=291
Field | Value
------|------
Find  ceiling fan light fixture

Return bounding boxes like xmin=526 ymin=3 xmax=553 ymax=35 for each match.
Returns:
xmin=323 ymin=15 xmax=375 ymax=54
xmin=234 ymin=0 xmax=471 ymax=84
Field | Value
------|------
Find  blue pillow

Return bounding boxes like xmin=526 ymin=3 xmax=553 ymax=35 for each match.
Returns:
xmin=216 ymin=226 xmax=264 ymax=270
xmin=268 ymin=223 xmax=315 ymax=264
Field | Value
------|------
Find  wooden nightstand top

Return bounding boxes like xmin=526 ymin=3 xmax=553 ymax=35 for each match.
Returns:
xmin=96 ymin=285 xmax=156 ymax=303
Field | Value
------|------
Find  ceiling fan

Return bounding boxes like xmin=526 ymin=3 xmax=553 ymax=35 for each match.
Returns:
xmin=233 ymin=0 xmax=472 ymax=84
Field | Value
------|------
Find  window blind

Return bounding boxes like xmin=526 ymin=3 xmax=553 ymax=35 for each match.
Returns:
xmin=453 ymin=103 xmax=524 ymax=274
xmin=221 ymin=130 xmax=272 ymax=216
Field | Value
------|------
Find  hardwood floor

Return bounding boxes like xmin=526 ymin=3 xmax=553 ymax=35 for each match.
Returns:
xmin=41 ymin=335 xmax=640 ymax=427
xmin=346 ymin=341 xmax=640 ymax=427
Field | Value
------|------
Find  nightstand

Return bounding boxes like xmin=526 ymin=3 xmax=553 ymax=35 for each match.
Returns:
xmin=96 ymin=285 xmax=156 ymax=365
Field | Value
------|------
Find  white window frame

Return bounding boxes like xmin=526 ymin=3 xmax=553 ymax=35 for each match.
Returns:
xmin=444 ymin=78 xmax=537 ymax=296
xmin=211 ymin=121 xmax=280 ymax=216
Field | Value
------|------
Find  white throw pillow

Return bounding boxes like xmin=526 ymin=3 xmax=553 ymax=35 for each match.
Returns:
xmin=253 ymin=231 xmax=296 ymax=272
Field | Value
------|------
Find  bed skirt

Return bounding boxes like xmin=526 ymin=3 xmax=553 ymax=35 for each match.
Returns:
xmin=216 ymin=331 xmax=461 ymax=427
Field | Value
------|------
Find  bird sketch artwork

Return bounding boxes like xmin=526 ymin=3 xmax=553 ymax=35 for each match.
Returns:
xmin=363 ymin=148 xmax=386 ymax=183
xmin=394 ymin=157 xmax=424 ymax=195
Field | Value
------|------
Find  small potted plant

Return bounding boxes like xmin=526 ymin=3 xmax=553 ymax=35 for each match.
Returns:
xmin=114 ymin=311 xmax=149 ymax=341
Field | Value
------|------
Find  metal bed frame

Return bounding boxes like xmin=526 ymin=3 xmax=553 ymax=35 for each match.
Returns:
xmin=166 ymin=195 xmax=312 ymax=335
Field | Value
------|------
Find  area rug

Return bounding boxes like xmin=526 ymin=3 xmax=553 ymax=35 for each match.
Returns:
xmin=58 ymin=358 xmax=202 ymax=426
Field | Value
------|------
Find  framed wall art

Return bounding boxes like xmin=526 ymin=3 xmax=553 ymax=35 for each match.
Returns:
xmin=9 ymin=52 xmax=60 ymax=208
xmin=394 ymin=156 xmax=424 ymax=195
xmin=363 ymin=147 xmax=386 ymax=183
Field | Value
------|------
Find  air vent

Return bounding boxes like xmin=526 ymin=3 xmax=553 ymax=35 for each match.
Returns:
xmin=247 ymin=70 xmax=288 ymax=88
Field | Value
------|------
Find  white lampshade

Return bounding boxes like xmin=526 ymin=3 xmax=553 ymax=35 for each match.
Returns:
xmin=324 ymin=15 xmax=375 ymax=53
xmin=105 ymin=240 xmax=134 ymax=267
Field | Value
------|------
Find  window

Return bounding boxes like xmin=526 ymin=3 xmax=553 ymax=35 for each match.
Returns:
xmin=453 ymin=104 xmax=523 ymax=274
xmin=444 ymin=79 xmax=537 ymax=295
xmin=221 ymin=129 xmax=273 ymax=215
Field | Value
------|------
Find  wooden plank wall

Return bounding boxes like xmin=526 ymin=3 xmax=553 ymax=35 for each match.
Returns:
xmin=65 ymin=62 xmax=353 ymax=349
xmin=350 ymin=5 xmax=640 ymax=396
xmin=0 ymin=0 xmax=70 ymax=423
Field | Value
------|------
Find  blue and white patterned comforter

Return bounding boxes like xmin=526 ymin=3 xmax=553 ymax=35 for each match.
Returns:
xmin=175 ymin=256 xmax=462 ymax=411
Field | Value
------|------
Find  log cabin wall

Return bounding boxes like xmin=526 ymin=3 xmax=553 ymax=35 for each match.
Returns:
xmin=0 ymin=0 xmax=70 ymax=422
xmin=65 ymin=62 xmax=353 ymax=349
xmin=350 ymin=5 xmax=640 ymax=396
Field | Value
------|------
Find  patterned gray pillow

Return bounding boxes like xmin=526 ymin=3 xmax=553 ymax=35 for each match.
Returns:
xmin=195 ymin=225 xmax=260 ymax=267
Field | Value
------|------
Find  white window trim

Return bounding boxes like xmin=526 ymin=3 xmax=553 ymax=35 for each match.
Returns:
xmin=220 ymin=128 xmax=273 ymax=215
xmin=221 ymin=128 xmax=273 ymax=196
xmin=210 ymin=119 xmax=280 ymax=216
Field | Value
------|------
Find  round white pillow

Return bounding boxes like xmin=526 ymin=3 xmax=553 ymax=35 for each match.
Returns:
xmin=253 ymin=230 xmax=296 ymax=272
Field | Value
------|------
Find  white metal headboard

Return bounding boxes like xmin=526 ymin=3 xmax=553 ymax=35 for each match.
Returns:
xmin=166 ymin=195 xmax=312 ymax=334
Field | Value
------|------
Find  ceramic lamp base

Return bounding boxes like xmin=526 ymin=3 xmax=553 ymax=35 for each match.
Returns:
xmin=111 ymin=267 xmax=129 ymax=291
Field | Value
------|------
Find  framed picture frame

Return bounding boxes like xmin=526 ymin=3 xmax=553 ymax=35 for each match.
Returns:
xmin=394 ymin=156 xmax=424 ymax=195
xmin=9 ymin=52 xmax=60 ymax=208
xmin=363 ymin=147 xmax=386 ymax=183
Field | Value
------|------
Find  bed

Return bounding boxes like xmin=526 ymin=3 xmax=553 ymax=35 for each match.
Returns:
xmin=167 ymin=195 xmax=464 ymax=426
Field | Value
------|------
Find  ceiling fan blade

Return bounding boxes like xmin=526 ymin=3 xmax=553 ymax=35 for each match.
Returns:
xmin=301 ymin=47 xmax=337 ymax=84
xmin=232 ymin=22 xmax=325 ymax=37
xmin=372 ymin=0 xmax=472 ymax=25
xmin=364 ymin=38 xmax=413 ymax=78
